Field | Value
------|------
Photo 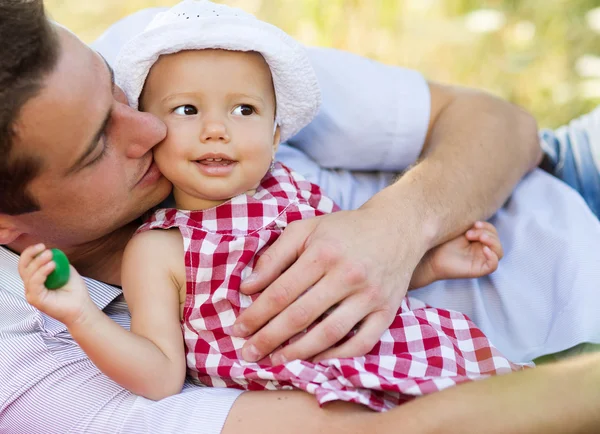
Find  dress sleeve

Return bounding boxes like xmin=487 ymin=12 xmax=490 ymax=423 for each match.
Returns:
xmin=288 ymin=47 xmax=431 ymax=172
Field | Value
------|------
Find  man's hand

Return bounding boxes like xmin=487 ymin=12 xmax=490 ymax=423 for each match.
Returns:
xmin=19 ymin=244 xmax=97 ymax=327
xmin=232 ymin=201 xmax=429 ymax=364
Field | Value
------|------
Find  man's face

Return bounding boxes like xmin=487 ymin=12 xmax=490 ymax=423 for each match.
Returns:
xmin=10 ymin=26 xmax=172 ymax=248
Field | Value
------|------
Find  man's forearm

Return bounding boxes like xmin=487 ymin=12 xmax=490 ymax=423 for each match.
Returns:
xmin=225 ymin=353 xmax=600 ymax=433
xmin=375 ymin=353 xmax=600 ymax=434
xmin=369 ymin=84 xmax=542 ymax=251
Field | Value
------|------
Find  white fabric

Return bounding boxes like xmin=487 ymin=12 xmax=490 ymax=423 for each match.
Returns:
xmin=287 ymin=47 xmax=429 ymax=171
xmin=412 ymin=169 xmax=600 ymax=362
xmin=115 ymin=0 xmax=320 ymax=143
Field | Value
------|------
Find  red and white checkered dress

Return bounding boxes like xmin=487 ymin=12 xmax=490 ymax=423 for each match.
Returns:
xmin=138 ymin=162 xmax=528 ymax=411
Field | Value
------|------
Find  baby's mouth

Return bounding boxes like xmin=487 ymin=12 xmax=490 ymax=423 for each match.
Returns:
xmin=197 ymin=158 xmax=235 ymax=166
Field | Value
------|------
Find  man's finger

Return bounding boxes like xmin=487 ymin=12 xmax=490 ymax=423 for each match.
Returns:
xmin=234 ymin=244 xmax=329 ymax=339
xmin=311 ymin=311 xmax=392 ymax=362
xmin=238 ymin=221 xmax=313 ymax=296
xmin=238 ymin=265 xmax=354 ymax=362
xmin=269 ymin=296 xmax=374 ymax=365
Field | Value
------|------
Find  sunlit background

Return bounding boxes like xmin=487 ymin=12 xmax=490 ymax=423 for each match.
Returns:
xmin=46 ymin=0 xmax=600 ymax=129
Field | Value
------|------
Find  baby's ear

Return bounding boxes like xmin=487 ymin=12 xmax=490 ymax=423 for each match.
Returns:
xmin=272 ymin=124 xmax=281 ymax=152
xmin=0 ymin=216 xmax=22 ymax=245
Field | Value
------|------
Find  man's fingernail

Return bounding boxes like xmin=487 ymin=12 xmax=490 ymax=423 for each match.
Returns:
xmin=244 ymin=344 xmax=261 ymax=362
xmin=232 ymin=323 xmax=248 ymax=337
xmin=272 ymin=353 xmax=288 ymax=365
xmin=244 ymin=272 xmax=259 ymax=285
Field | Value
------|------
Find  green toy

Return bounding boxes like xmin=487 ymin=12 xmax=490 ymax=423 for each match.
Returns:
xmin=44 ymin=248 xmax=70 ymax=289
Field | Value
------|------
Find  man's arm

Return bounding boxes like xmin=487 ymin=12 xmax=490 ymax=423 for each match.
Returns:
xmin=234 ymin=79 xmax=541 ymax=363
xmin=412 ymin=81 xmax=542 ymax=241
xmin=223 ymin=353 xmax=600 ymax=434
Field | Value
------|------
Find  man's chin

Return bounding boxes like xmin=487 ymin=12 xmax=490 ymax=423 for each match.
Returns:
xmin=133 ymin=179 xmax=173 ymax=221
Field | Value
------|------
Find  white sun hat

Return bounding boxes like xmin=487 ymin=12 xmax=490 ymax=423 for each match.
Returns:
xmin=114 ymin=0 xmax=321 ymax=143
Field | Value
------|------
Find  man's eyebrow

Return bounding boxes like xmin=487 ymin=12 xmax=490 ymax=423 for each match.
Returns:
xmin=100 ymin=53 xmax=116 ymax=92
xmin=66 ymin=54 xmax=114 ymax=174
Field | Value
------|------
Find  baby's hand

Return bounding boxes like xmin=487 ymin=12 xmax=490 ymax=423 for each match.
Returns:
xmin=410 ymin=221 xmax=503 ymax=289
xmin=18 ymin=244 xmax=96 ymax=327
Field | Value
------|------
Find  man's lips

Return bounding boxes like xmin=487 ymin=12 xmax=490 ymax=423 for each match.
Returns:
xmin=136 ymin=159 xmax=162 ymax=187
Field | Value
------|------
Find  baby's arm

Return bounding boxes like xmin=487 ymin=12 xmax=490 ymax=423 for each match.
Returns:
xmin=18 ymin=232 xmax=186 ymax=401
xmin=119 ymin=229 xmax=187 ymax=399
xmin=410 ymin=221 xmax=502 ymax=289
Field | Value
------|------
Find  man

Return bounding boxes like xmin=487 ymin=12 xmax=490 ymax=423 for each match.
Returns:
xmin=1 ymin=1 xmax=600 ymax=433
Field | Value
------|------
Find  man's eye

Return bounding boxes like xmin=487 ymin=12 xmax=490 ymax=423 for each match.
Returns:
xmin=88 ymin=139 xmax=109 ymax=167
xmin=232 ymin=104 xmax=256 ymax=116
xmin=173 ymin=105 xmax=198 ymax=115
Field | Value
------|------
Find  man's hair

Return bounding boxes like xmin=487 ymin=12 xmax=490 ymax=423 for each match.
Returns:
xmin=0 ymin=0 xmax=59 ymax=215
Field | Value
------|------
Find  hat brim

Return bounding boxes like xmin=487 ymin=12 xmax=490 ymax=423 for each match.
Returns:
xmin=115 ymin=16 xmax=321 ymax=143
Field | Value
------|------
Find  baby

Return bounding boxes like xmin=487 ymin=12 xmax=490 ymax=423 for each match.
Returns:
xmin=19 ymin=0 xmax=526 ymax=411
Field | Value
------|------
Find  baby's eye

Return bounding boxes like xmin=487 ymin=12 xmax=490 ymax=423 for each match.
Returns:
xmin=173 ymin=105 xmax=198 ymax=116
xmin=232 ymin=104 xmax=256 ymax=116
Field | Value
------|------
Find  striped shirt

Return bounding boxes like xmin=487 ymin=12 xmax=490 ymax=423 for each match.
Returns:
xmin=0 ymin=247 xmax=242 ymax=434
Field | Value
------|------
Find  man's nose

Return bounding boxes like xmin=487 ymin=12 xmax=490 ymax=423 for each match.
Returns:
xmin=114 ymin=103 xmax=167 ymax=159
xmin=200 ymin=118 xmax=230 ymax=143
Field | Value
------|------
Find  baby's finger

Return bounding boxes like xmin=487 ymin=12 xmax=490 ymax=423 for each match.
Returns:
xmin=465 ymin=228 xmax=494 ymax=241
xmin=479 ymin=231 xmax=503 ymax=260
xmin=26 ymin=249 xmax=54 ymax=275
xmin=18 ymin=244 xmax=46 ymax=276
xmin=465 ymin=228 xmax=503 ymax=259
xmin=30 ymin=261 xmax=56 ymax=287
xmin=24 ymin=261 xmax=56 ymax=303
xmin=473 ymin=221 xmax=497 ymax=234
xmin=482 ymin=246 xmax=499 ymax=272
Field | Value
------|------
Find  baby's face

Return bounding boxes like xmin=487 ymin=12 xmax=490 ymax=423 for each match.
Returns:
xmin=140 ymin=49 xmax=279 ymax=210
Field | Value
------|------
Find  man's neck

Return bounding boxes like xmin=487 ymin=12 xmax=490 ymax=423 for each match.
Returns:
xmin=8 ymin=222 xmax=139 ymax=286
xmin=67 ymin=222 xmax=139 ymax=286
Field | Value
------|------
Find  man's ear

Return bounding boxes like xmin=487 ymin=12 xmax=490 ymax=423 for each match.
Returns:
xmin=0 ymin=216 xmax=23 ymax=245
xmin=272 ymin=124 xmax=281 ymax=154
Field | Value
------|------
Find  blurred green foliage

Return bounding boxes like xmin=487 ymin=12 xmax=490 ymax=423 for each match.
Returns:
xmin=46 ymin=0 xmax=600 ymax=129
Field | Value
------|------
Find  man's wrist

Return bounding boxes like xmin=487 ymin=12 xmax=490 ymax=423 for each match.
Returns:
xmin=362 ymin=168 xmax=442 ymax=255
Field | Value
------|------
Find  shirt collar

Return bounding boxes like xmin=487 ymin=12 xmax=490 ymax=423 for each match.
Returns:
xmin=0 ymin=246 xmax=122 ymax=311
